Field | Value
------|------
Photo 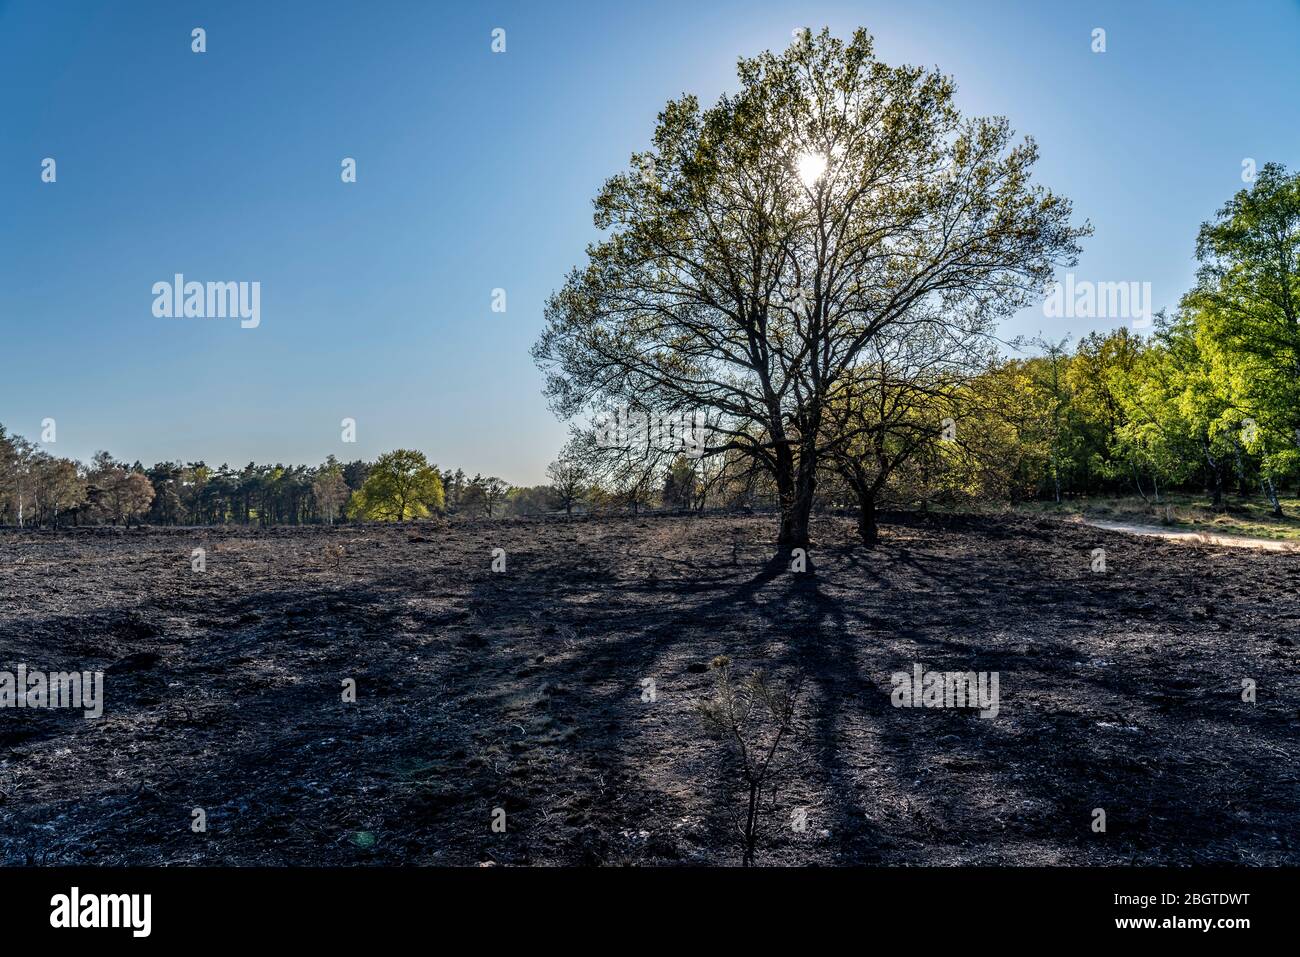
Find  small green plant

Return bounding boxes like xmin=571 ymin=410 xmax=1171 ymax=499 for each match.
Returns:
xmin=695 ymin=656 xmax=801 ymax=866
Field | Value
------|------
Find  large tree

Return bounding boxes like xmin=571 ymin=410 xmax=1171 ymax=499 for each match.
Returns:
xmin=0 ymin=429 xmax=38 ymax=526
xmin=460 ymin=474 xmax=510 ymax=518
xmin=347 ymin=449 xmax=445 ymax=521
xmin=32 ymin=456 xmax=87 ymax=527
xmin=534 ymin=28 xmax=1086 ymax=553
xmin=1115 ymin=311 xmax=1237 ymax=510
xmin=86 ymin=455 xmax=155 ymax=526
xmin=546 ymin=445 xmax=590 ymax=516
xmin=1187 ymin=163 xmax=1300 ymax=510
xmin=821 ymin=326 xmax=984 ymax=544
xmin=312 ymin=462 xmax=350 ymax=525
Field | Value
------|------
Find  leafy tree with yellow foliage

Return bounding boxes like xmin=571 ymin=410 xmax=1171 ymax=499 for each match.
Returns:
xmin=347 ymin=449 xmax=445 ymax=521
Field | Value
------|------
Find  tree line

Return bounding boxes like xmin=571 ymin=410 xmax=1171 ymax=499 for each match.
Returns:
xmin=5 ymin=31 xmax=1295 ymax=542
xmin=0 ymin=440 xmax=543 ymax=528
xmin=532 ymin=28 xmax=1299 ymax=550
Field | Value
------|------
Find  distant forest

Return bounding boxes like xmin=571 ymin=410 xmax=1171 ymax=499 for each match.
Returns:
xmin=3 ymin=159 xmax=1297 ymax=534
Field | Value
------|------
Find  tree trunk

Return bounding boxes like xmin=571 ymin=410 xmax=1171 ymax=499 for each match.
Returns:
xmin=1131 ymin=462 xmax=1150 ymax=504
xmin=742 ymin=782 xmax=759 ymax=867
xmin=1263 ymin=476 xmax=1283 ymax=517
xmin=857 ymin=487 xmax=879 ymax=546
xmin=1204 ymin=437 xmax=1225 ymax=511
xmin=777 ymin=498 xmax=811 ymax=552
xmin=777 ymin=468 xmax=814 ymax=553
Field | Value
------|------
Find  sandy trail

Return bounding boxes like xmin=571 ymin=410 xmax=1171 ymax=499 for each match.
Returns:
xmin=1083 ymin=518 xmax=1300 ymax=552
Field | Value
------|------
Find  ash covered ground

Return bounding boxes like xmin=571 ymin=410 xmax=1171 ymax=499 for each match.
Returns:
xmin=1 ymin=513 xmax=1297 ymax=865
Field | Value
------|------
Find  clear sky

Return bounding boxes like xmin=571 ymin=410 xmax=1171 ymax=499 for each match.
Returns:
xmin=2 ymin=0 xmax=1297 ymax=484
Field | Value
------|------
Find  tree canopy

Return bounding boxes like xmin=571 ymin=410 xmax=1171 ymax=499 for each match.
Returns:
xmin=534 ymin=27 xmax=1087 ymax=551
xmin=347 ymin=449 xmax=446 ymax=521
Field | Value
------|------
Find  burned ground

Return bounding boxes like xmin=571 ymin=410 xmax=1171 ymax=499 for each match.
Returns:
xmin=0 ymin=513 xmax=1297 ymax=865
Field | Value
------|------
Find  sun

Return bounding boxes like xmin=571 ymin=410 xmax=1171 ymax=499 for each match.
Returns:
xmin=796 ymin=151 xmax=828 ymax=188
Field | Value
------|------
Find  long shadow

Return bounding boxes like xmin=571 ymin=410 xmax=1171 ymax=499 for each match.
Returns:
xmin=8 ymin=514 xmax=1299 ymax=865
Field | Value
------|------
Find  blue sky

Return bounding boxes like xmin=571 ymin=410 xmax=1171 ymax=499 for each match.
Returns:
xmin=2 ymin=0 xmax=1297 ymax=483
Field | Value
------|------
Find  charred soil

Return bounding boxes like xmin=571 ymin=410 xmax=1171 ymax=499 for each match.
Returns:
xmin=1 ymin=513 xmax=1296 ymax=865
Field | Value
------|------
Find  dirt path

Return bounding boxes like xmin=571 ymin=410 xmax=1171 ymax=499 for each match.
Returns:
xmin=1082 ymin=518 xmax=1300 ymax=552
